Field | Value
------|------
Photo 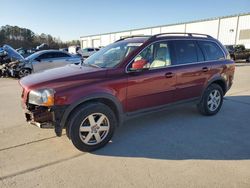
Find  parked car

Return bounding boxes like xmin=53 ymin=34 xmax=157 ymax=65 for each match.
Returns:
xmin=1 ymin=45 xmax=25 ymax=77
xmin=77 ymin=47 xmax=100 ymax=58
xmin=225 ymin=44 xmax=250 ymax=62
xmin=23 ymin=50 xmax=82 ymax=75
xmin=0 ymin=47 xmax=9 ymax=65
xmin=19 ymin=33 xmax=235 ymax=152
xmin=3 ymin=45 xmax=82 ymax=78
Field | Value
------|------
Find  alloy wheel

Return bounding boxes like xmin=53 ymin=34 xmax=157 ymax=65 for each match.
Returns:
xmin=207 ymin=89 xmax=221 ymax=112
xmin=19 ymin=69 xmax=30 ymax=78
xmin=79 ymin=113 xmax=110 ymax=145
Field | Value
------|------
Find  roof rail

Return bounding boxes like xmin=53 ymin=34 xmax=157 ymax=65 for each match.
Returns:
xmin=150 ymin=33 xmax=213 ymax=40
xmin=115 ymin=35 xmax=152 ymax=42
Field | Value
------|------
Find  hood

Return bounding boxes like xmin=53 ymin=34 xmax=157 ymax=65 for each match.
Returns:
xmin=19 ymin=64 xmax=106 ymax=90
xmin=3 ymin=45 xmax=25 ymax=61
xmin=0 ymin=47 xmax=6 ymax=56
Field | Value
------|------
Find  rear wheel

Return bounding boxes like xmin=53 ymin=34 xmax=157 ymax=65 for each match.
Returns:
xmin=68 ymin=103 xmax=116 ymax=152
xmin=197 ymin=84 xmax=223 ymax=116
xmin=18 ymin=68 xmax=31 ymax=78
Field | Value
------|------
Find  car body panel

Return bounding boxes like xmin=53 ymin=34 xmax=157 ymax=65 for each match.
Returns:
xmin=126 ymin=67 xmax=176 ymax=112
xmin=173 ymin=62 xmax=213 ymax=101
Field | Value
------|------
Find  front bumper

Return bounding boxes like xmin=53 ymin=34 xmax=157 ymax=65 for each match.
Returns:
xmin=25 ymin=106 xmax=54 ymax=128
xmin=24 ymin=104 xmax=68 ymax=136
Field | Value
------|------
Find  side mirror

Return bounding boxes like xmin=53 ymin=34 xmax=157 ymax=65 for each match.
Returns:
xmin=130 ymin=59 xmax=147 ymax=71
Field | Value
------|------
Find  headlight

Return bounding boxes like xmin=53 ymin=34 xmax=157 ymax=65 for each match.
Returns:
xmin=28 ymin=89 xmax=55 ymax=106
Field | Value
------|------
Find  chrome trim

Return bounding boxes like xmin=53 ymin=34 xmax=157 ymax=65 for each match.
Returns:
xmin=125 ymin=38 xmax=226 ymax=73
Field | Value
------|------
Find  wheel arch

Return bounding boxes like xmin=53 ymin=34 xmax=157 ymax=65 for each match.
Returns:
xmin=209 ymin=79 xmax=227 ymax=95
xmin=18 ymin=67 xmax=32 ymax=78
xmin=201 ymin=76 xmax=227 ymax=102
xmin=60 ymin=93 xmax=124 ymax=130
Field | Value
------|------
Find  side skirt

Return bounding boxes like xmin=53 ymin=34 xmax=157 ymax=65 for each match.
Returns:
xmin=123 ymin=97 xmax=200 ymax=121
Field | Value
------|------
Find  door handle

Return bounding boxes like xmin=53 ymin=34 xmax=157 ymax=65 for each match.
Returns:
xmin=165 ymin=72 xmax=174 ymax=78
xmin=202 ymin=67 xmax=209 ymax=72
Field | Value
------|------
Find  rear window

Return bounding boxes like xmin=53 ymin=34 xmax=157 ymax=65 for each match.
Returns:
xmin=198 ymin=41 xmax=224 ymax=61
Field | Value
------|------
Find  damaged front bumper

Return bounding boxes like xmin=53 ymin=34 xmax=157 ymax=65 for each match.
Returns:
xmin=24 ymin=104 xmax=68 ymax=136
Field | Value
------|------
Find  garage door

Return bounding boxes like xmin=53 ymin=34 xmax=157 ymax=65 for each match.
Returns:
xmin=82 ymin=40 xmax=87 ymax=48
xmin=92 ymin=39 xmax=101 ymax=48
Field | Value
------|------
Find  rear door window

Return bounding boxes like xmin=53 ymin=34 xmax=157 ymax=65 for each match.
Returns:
xmin=198 ymin=41 xmax=225 ymax=61
xmin=173 ymin=40 xmax=200 ymax=65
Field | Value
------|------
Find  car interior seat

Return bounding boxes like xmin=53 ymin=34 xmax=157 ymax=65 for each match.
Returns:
xmin=150 ymin=47 xmax=170 ymax=68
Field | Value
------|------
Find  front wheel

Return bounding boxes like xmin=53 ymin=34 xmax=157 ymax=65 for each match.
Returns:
xmin=68 ymin=103 xmax=117 ymax=152
xmin=197 ymin=84 xmax=223 ymax=116
xmin=18 ymin=68 xmax=31 ymax=78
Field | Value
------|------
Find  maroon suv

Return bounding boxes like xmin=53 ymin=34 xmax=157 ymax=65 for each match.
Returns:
xmin=19 ymin=33 xmax=235 ymax=151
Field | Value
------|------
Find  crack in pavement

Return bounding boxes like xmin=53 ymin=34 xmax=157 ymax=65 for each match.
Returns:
xmin=0 ymin=153 xmax=86 ymax=181
xmin=0 ymin=134 xmax=66 ymax=152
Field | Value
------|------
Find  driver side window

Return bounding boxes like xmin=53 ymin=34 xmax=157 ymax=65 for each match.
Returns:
xmin=130 ymin=42 xmax=171 ymax=71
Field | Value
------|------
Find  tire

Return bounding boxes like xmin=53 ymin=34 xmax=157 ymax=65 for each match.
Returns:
xmin=18 ymin=68 xmax=31 ymax=78
xmin=197 ymin=84 xmax=223 ymax=116
xmin=68 ymin=103 xmax=117 ymax=152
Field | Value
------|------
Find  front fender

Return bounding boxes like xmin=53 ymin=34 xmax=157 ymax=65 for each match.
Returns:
xmin=60 ymin=92 xmax=124 ymax=129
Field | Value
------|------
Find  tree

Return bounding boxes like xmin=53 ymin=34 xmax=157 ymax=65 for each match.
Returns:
xmin=0 ymin=25 xmax=79 ymax=49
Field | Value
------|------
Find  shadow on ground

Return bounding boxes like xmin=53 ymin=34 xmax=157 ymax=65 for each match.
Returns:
xmin=93 ymin=95 xmax=250 ymax=160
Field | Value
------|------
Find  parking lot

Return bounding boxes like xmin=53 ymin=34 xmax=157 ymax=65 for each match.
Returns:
xmin=0 ymin=63 xmax=250 ymax=188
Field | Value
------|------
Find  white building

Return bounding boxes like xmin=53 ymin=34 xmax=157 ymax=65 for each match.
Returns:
xmin=80 ymin=13 xmax=250 ymax=49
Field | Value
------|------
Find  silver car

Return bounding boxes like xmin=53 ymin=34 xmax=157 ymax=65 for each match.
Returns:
xmin=3 ymin=45 xmax=82 ymax=78
xmin=24 ymin=50 xmax=81 ymax=73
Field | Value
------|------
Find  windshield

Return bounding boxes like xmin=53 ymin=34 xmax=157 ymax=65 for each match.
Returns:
xmin=84 ymin=41 xmax=143 ymax=68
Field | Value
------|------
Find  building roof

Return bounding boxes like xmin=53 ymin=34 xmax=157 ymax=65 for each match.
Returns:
xmin=80 ymin=12 xmax=250 ymax=39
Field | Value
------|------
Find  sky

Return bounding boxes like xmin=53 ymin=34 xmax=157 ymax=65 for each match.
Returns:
xmin=0 ymin=0 xmax=250 ymax=41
